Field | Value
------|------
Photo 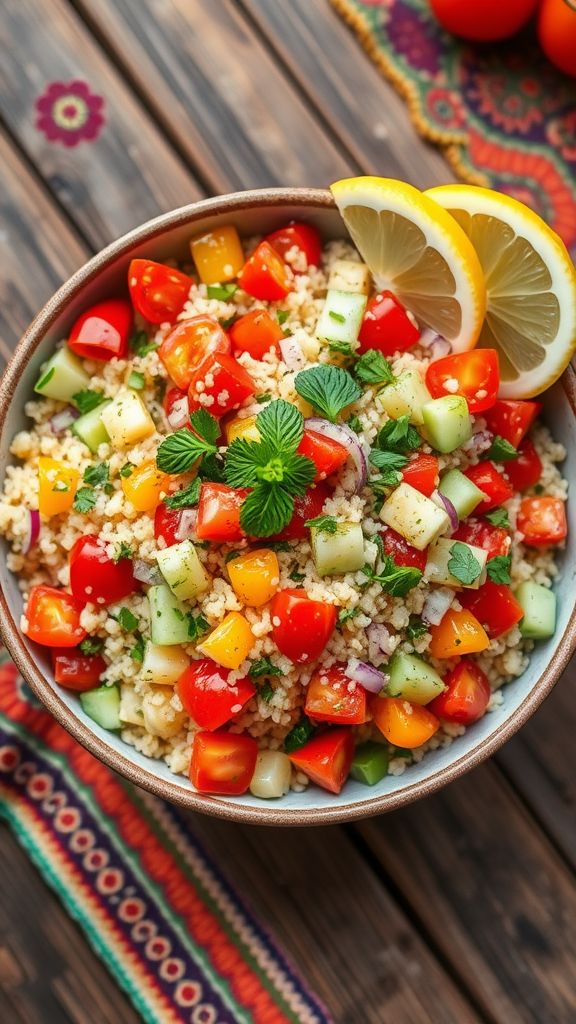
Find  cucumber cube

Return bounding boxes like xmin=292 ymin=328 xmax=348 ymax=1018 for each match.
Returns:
xmin=34 ymin=345 xmax=90 ymax=402
xmin=72 ymin=401 xmax=111 ymax=453
xmin=142 ymin=643 xmax=190 ymax=685
xmin=148 ymin=584 xmax=190 ymax=645
xmin=421 ymin=395 xmax=472 ymax=453
xmin=119 ymin=684 xmax=144 ymax=726
xmin=439 ymin=469 xmax=485 ymax=519
xmin=425 ymin=538 xmax=487 ymax=589
xmin=386 ymin=652 xmax=445 ymax=705
xmin=516 ymin=581 xmax=556 ymax=639
xmin=310 ymin=522 xmax=365 ymax=575
xmin=380 ymin=483 xmax=450 ymax=551
xmin=156 ymin=540 xmax=210 ymax=602
xmin=100 ymin=389 xmax=156 ymax=447
xmin=379 ymin=369 xmax=432 ymax=425
xmin=80 ymin=684 xmax=121 ymax=730
xmin=350 ymin=742 xmax=389 ymax=785
xmin=316 ymin=289 xmax=367 ymax=346
xmin=327 ymin=259 xmax=371 ymax=295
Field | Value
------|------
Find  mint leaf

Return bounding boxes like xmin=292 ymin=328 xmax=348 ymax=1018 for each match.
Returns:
xmin=256 ymin=398 xmax=304 ymax=454
xmin=369 ymin=449 xmax=408 ymax=472
xmin=355 ymin=350 xmax=395 ymax=387
xmin=128 ymin=370 xmax=145 ymax=390
xmin=116 ymin=607 xmax=138 ymax=632
xmin=377 ymin=415 xmax=421 ymax=453
xmin=294 ymin=365 xmax=361 ymax=423
xmin=73 ymin=389 xmax=106 ymax=415
xmin=486 ymin=554 xmax=512 ymax=584
xmin=240 ymin=483 xmax=293 ymax=538
xmin=485 ymin=435 xmax=519 ymax=462
xmin=189 ymin=408 xmax=220 ymax=446
xmin=447 ymin=541 xmax=482 ymax=585
xmin=305 ymin=514 xmax=338 ymax=534
xmin=156 ymin=427 xmax=217 ymax=474
xmin=362 ymin=558 xmax=422 ymax=597
xmin=164 ymin=477 xmax=201 ymax=510
xmin=485 ymin=507 xmax=510 ymax=528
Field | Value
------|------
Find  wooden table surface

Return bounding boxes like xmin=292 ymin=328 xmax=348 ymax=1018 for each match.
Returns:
xmin=1 ymin=3 xmax=576 ymax=1021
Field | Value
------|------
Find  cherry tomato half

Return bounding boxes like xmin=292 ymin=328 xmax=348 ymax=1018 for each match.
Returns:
xmin=460 ymin=581 xmax=524 ymax=639
xmin=229 ymin=309 xmax=284 ymax=360
xmin=297 ymin=429 xmax=349 ymax=482
xmin=401 ymin=452 xmax=439 ymax=497
xmin=188 ymin=352 xmax=256 ymax=417
xmin=358 ymin=291 xmax=420 ymax=356
xmin=503 ymin=439 xmax=542 ymax=492
xmin=178 ymin=659 xmax=255 ymax=731
xmin=196 ymin=483 xmax=249 ymax=543
xmin=128 ymin=259 xmax=193 ymax=324
xmin=517 ymin=496 xmax=567 ymax=547
xmin=270 ymin=483 xmax=332 ymax=541
xmin=190 ymin=731 xmax=258 ymax=795
xmin=288 ymin=728 xmax=354 ymax=794
xmin=430 ymin=0 xmax=539 ymax=41
xmin=382 ymin=527 xmax=428 ymax=572
xmin=159 ymin=316 xmax=231 ymax=389
xmin=425 ymin=349 xmax=499 ymax=414
xmin=69 ymin=536 xmax=136 ymax=604
xmin=265 ymin=222 xmax=322 ymax=270
xmin=271 ymin=589 xmax=337 ymax=664
xmin=68 ymin=299 xmax=133 ymax=361
xmin=452 ymin=518 xmax=510 ymax=559
xmin=428 ymin=659 xmax=491 ymax=725
xmin=538 ymin=0 xmax=576 ymax=78
xmin=305 ymin=664 xmax=367 ymax=725
xmin=237 ymin=242 xmax=293 ymax=301
xmin=483 ymin=399 xmax=541 ymax=448
xmin=52 ymin=649 xmax=107 ymax=690
xmin=464 ymin=462 xmax=514 ymax=514
xmin=24 ymin=586 xmax=87 ymax=648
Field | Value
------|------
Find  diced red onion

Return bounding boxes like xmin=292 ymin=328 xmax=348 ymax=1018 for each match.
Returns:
xmin=345 ymin=658 xmax=388 ymax=695
xmin=279 ymin=335 xmax=305 ymax=370
xmin=175 ymin=508 xmax=198 ymax=541
xmin=305 ymin=418 xmax=368 ymax=494
xmin=167 ymin=397 xmax=190 ymax=431
xmin=133 ymin=559 xmax=163 ymax=586
xmin=367 ymin=622 xmax=394 ymax=657
xmin=419 ymin=328 xmax=452 ymax=361
xmin=22 ymin=509 xmax=40 ymax=554
xmin=462 ymin=430 xmax=492 ymax=455
xmin=422 ymin=587 xmax=454 ymax=626
xmin=49 ymin=407 xmax=80 ymax=434
xmin=432 ymin=489 xmax=459 ymax=533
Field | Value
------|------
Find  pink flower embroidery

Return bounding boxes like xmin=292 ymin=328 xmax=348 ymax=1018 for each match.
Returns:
xmin=35 ymin=80 xmax=105 ymax=147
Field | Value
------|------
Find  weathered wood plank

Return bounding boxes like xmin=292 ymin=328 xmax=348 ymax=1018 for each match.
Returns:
xmin=0 ymin=0 xmax=201 ymax=249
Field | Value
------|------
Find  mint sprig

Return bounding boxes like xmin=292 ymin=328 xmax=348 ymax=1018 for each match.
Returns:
xmin=294 ymin=365 xmax=361 ymax=422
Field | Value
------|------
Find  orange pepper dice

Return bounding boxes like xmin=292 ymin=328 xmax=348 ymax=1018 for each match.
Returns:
xmin=38 ymin=457 xmax=79 ymax=517
xmin=190 ymin=225 xmax=245 ymax=285
xmin=372 ymin=696 xmax=439 ymax=749
xmin=197 ymin=612 xmax=254 ymax=670
xmin=428 ymin=607 xmax=490 ymax=659
xmin=227 ymin=549 xmax=280 ymax=607
xmin=121 ymin=460 xmax=171 ymax=512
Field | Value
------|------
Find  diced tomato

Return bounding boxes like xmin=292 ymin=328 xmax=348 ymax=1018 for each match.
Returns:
xmin=69 ymin=536 xmax=136 ymax=604
xmin=358 ymin=291 xmax=420 ymax=355
xmin=305 ymin=665 xmax=367 ymax=725
xmin=401 ymin=452 xmax=439 ymax=496
xmin=483 ymin=399 xmax=541 ymax=448
xmin=159 ymin=316 xmax=231 ymax=389
xmin=382 ymin=528 xmax=428 ymax=572
xmin=52 ymin=650 xmax=107 ymax=691
xmin=428 ymin=659 xmax=491 ymax=725
xmin=163 ymin=386 xmax=190 ymax=430
xmin=371 ymin=696 xmax=439 ymax=748
xmin=68 ymin=299 xmax=133 ymax=361
xmin=128 ymin=259 xmax=193 ymax=324
xmin=237 ymin=241 xmax=293 ymax=301
xmin=288 ymin=729 xmax=354 ymax=794
xmin=452 ymin=518 xmax=510 ymax=559
xmin=503 ymin=439 xmax=542 ymax=492
xmin=517 ymin=496 xmax=567 ymax=547
xmin=271 ymin=483 xmax=331 ymax=541
xmin=297 ymin=429 xmax=349 ymax=482
xmin=178 ymin=659 xmax=256 ymax=731
xmin=24 ymin=586 xmax=87 ymax=648
xmin=196 ymin=483 xmax=249 ymax=543
xmin=154 ymin=504 xmax=184 ymax=547
xmin=187 ymin=352 xmax=255 ymax=417
xmin=460 ymin=581 xmax=524 ymax=639
xmin=464 ymin=462 xmax=514 ymax=514
xmin=265 ymin=222 xmax=322 ymax=270
xmin=190 ymin=731 xmax=258 ymax=795
xmin=425 ymin=349 xmax=499 ymax=414
xmin=271 ymin=589 xmax=337 ymax=664
xmin=229 ymin=309 xmax=284 ymax=360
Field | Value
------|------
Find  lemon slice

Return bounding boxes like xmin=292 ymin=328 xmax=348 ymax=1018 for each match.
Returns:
xmin=330 ymin=176 xmax=486 ymax=352
xmin=426 ymin=185 xmax=576 ymax=398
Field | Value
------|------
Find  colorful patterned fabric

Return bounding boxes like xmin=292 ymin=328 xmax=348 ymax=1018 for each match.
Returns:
xmin=332 ymin=0 xmax=576 ymax=259
xmin=0 ymin=653 xmax=331 ymax=1024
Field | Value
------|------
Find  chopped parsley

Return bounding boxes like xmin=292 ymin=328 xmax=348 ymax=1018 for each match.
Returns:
xmin=218 ymin=314 xmax=238 ymax=330
xmin=255 ymin=392 xmax=272 ymax=404
xmin=79 ymin=636 xmax=104 ymax=655
xmin=249 ymin=657 xmax=282 ymax=679
xmin=112 ymin=542 xmax=133 ymax=563
xmin=294 ymin=365 xmax=361 ymax=423
xmin=120 ymin=462 xmax=134 ymax=478
xmin=447 ymin=541 xmax=482 ymax=586
xmin=369 ymin=449 xmax=408 ymax=473
xmin=127 ymin=370 xmax=146 ymax=391
xmin=485 ymin=435 xmax=519 ymax=462
xmin=486 ymin=554 xmax=512 ymax=584
xmin=186 ymin=612 xmax=210 ymax=643
xmin=304 ymin=514 xmax=338 ymax=534
xmin=362 ymin=558 xmax=422 ymax=597
xmin=130 ymin=331 xmax=157 ymax=357
xmin=337 ymin=607 xmax=360 ymax=628
xmin=73 ymin=487 xmax=97 ymax=514
xmin=377 ymin=414 xmax=421 ymax=454
xmin=405 ymin=615 xmax=428 ymax=642
xmin=83 ymin=462 xmax=109 ymax=488
xmin=116 ymin=607 xmax=139 ymax=632
xmin=266 ymin=540 xmax=293 ymax=552
xmin=129 ymin=633 xmax=145 ymax=663
xmin=354 ymin=350 xmax=395 ymax=387
xmin=224 ymin=549 xmax=242 ymax=564
xmin=485 ymin=507 xmax=511 ymax=528
xmin=207 ymin=282 xmax=238 ymax=301
xmin=163 ymin=477 xmax=201 ymax=510
xmin=156 ymin=409 xmax=220 ymax=475
xmin=328 ymin=340 xmax=356 ymax=357
xmin=258 ymin=681 xmax=274 ymax=703
xmin=73 ymin=389 xmax=106 ymax=415
xmin=346 ymin=414 xmax=363 ymax=434
xmin=289 ymin=568 xmax=306 ymax=583
xmin=277 ymin=310 xmax=289 ymax=326
xmin=284 ymin=717 xmax=315 ymax=753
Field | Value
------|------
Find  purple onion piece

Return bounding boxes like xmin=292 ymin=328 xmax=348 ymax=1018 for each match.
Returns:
xmin=419 ymin=328 xmax=452 ymax=360
xmin=432 ymin=489 xmax=459 ymax=533
xmin=279 ymin=335 xmax=305 ymax=370
xmin=366 ymin=622 xmax=394 ymax=657
xmin=133 ymin=559 xmax=163 ymax=586
xmin=462 ymin=430 xmax=493 ymax=455
xmin=344 ymin=658 xmax=388 ymax=695
xmin=22 ymin=509 xmax=41 ymax=554
xmin=305 ymin=418 xmax=368 ymax=494
xmin=422 ymin=587 xmax=454 ymax=626
xmin=167 ymin=397 xmax=190 ymax=431
xmin=175 ymin=509 xmax=198 ymax=542
xmin=49 ymin=407 xmax=80 ymax=434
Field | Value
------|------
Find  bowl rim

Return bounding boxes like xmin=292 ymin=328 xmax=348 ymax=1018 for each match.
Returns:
xmin=1 ymin=185 xmax=575 ymax=827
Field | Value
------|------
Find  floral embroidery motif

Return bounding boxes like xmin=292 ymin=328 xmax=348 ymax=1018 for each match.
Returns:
xmin=35 ymin=80 xmax=105 ymax=147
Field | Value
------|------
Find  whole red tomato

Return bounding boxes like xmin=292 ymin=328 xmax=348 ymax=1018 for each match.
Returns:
xmin=430 ymin=0 xmax=539 ymax=40
xmin=538 ymin=0 xmax=576 ymax=77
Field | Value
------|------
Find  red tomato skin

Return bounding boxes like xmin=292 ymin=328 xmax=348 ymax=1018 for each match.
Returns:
xmin=24 ymin=586 xmax=87 ymax=648
xmin=229 ymin=309 xmax=284 ymax=359
xmin=464 ymin=462 xmax=514 ymax=514
xmin=288 ymin=729 xmax=355 ymax=794
xmin=358 ymin=291 xmax=420 ymax=355
xmin=460 ymin=581 xmax=524 ymax=639
xmin=187 ymin=352 xmax=256 ymax=417
xmin=159 ymin=316 xmax=231 ymax=389
xmin=265 ymin=222 xmax=322 ymax=270
xmin=190 ymin=731 xmax=258 ymax=795
xmin=483 ymin=400 xmax=541 ymax=448
xmin=68 ymin=299 xmax=133 ymax=361
xmin=297 ymin=429 xmax=349 ymax=481
xmin=305 ymin=665 xmax=367 ymax=725
xmin=128 ymin=259 xmax=193 ymax=324
xmin=382 ymin=528 xmax=428 ymax=572
xmin=517 ymin=496 xmax=567 ymax=547
xmin=503 ymin=439 xmax=542 ymax=492
xmin=237 ymin=241 xmax=293 ymax=301
xmin=431 ymin=0 xmax=539 ymax=41
xmin=154 ymin=504 xmax=184 ymax=547
xmin=452 ymin=519 xmax=510 ymax=559
xmin=425 ymin=349 xmax=499 ymax=414
xmin=178 ymin=659 xmax=256 ymax=731
xmin=69 ymin=536 xmax=136 ymax=604
xmin=196 ymin=483 xmax=249 ymax=542
xmin=52 ymin=650 xmax=107 ymax=690
xmin=538 ymin=0 xmax=576 ymax=77
xmin=271 ymin=589 xmax=337 ymax=664
xmin=401 ymin=452 xmax=439 ymax=496
xmin=428 ymin=659 xmax=491 ymax=724
xmin=271 ymin=483 xmax=331 ymax=541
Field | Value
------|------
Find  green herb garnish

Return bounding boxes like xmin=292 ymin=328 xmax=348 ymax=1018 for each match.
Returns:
xmin=128 ymin=370 xmax=146 ymax=391
xmin=113 ymin=541 xmax=133 ymax=563
xmin=337 ymin=607 xmax=360 ymax=628
xmin=130 ymin=633 xmax=145 ymax=663
xmin=83 ymin=462 xmax=109 ymax=488
xmin=485 ymin=507 xmax=510 ymax=528
xmin=369 ymin=449 xmax=408 ymax=473
xmin=486 ymin=554 xmax=512 ymax=584
xmin=294 ymin=365 xmax=361 ymax=423
xmin=73 ymin=487 xmax=97 ymax=514
xmin=377 ymin=415 xmax=421 ymax=454
xmin=447 ymin=541 xmax=482 ymax=586
xmin=207 ymin=283 xmax=238 ymax=301
xmin=164 ymin=477 xmax=201 ymax=510
xmin=249 ymin=657 xmax=282 ymax=679
xmin=156 ymin=409 xmax=220 ymax=475
xmin=130 ymin=331 xmax=158 ymax=358
xmin=304 ymin=514 xmax=339 ymax=534
xmin=289 ymin=569 xmax=306 ymax=583
xmin=362 ymin=558 xmax=422 ymax=597
xmin=186 ymin=612 xmax=210 ymax=643
xmin=79 ymin=637 xmax=104 ymax=655
xmin=346 ymin=414 xmax=363 ymax=433
xmin=255 ymin=393 xmax=272 ymax=404
xmin=354 ymin=350 xmax=395 ymax=387
xmin=258 ymin=681 xmax=274 ymax=703
xmin=284 ymin=717 xmax=315 ymax=753
xmin=116 ymin=607 xmax=139 ymax=632
xmin=73 ymin=389 xmax=106 ymax=415
xmin=277 ymin=310 xmax=289 ymax=326
xmin=120 ymin=462 xmax=134 ymax=478
xmin=328 ymin=340 xmax=356 ymax=357
xmin=485 ymin=435 xmax=519 ymax=462
xmin=406 ymin=615 xmax=428 ymax=642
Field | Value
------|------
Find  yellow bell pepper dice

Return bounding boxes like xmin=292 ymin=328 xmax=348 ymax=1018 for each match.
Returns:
xmin=121 ymin=460 xmax=170 ymax=512
xmin=225 ymin=415 xmax=261 ymax=445
xmin=429 ymin=608 xmax=490 ymax=660
xmin=38 ymin=457 xmax=79 ymax=516
xmin=197 ymin=612 xmax=254 ymax=670
xmin=190 ymin=225 xmax=245 ymax=285
xmin=228 ymin=549 xmax=280 ymax=607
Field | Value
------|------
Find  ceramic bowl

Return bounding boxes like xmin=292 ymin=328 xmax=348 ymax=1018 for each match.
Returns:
xmin=1 ymin=188 xmax=575 ymax=826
